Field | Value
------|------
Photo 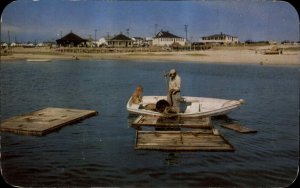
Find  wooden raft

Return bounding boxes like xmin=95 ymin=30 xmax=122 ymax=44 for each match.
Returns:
xmin=135 ymin=129 xmax=234 ymax=151
xmin=0 ymin=107 xmax=98 ymax=136
xmin=221 ymin=123 xmax=257 ymax=133
xmin=132 ymin=115 xmax=212 ymax=129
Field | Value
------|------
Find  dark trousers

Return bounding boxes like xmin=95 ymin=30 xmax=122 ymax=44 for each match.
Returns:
xmin=167 ymin=91 xmax=181 ymax=113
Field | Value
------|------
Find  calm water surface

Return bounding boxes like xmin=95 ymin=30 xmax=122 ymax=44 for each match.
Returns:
xmin=0 ymin=60 xmax=298 ymax=187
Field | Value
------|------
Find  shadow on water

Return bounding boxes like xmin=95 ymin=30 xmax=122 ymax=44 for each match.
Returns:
xmin=164 ymin=153 xmax=181 ymax=166
xmin=212 ymin=115 xmax=235 ymax=123
xmin=127 ymin=114 xmax=139 ymax=123
xmin=212 ymin=114 xmax=244 ymax=128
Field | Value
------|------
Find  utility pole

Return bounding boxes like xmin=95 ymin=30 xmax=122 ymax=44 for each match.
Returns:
xmin=184 ymin=25 xmax=188 ymax=50
xmin=126 ymin=28 xmax=130 ymax=37
xmin=7 ymin=30 xmax=10 ymax=45
xmin=7 ymin=30 xmax=11 ymax=53
xmin=94 ymin=29 xmax=97 ymax=42
xmin=190 ymin=36 xmax=193 ymax=51
xmin=154 ymin=24 xmax=158 ymax=36
xmin=184 ymin=25 xmax=188 ymax=42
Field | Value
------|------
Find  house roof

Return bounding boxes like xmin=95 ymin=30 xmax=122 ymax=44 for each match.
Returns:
xmin=110 ymin=33 xmax=132 ymax=41
xmin=202 ymin=32 xmax=237 ymax=38
xmin=56 ymin=32 xmax=87 ymax=42
xmin=132 ymin=37 xmax=144 ymax=40
xmin=154 ymin=30 xmax=182 ymax=38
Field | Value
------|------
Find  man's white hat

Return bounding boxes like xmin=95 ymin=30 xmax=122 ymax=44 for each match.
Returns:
xmin=169 ymin=69 xmax=176 ymax=74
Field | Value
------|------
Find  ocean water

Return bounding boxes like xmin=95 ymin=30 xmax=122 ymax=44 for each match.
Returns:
xmin=0 ymin=60 xmax=298 ymax=187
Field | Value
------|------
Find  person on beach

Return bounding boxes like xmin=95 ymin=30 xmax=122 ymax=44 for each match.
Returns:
xmin=166 ymin=68 xmax=181 ymax=113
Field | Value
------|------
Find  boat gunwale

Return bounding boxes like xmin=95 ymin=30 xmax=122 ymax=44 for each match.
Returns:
xmin=126 ymin=96 xmax=242 ymax=117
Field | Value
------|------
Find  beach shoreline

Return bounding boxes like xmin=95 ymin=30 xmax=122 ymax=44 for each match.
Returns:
xmin=1 ymin=45 xmax=299 ymax=66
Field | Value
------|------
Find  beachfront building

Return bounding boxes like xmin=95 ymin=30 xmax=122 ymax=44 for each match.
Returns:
xmin=107 ymin=33 xmax=133 ymax=48
xmin=145 ymin=37 xmax=153 ymax=46
xmin=56 ymin=32 xmax=87 ymax=47
xmin=95 ymin=38 xmax=108 ymax=47
xmin=152 ymin=30 xmax=186 ymax=47
xmin=200 ymin=32 xmax=239 ymax=45
xmin=131 ymin=37 xmax=151 ymax=47
xmin=86 ymin=36 xmax=95 ymax=47
xmin=132 ymin=37 xmax=144 ymax=47
xmin=1 ymin=42 xmax=8 ymax=47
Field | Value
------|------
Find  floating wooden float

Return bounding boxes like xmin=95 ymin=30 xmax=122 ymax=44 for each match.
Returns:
xmin=0 ymin=107 xmax=98 ymax=136
xmin=135 ymin=130 xmax=234 ymax=152
xmin=132 ymin=115 xmax=212 ymax=129
xmin=221 ymin=123 xmax=257 ymax=133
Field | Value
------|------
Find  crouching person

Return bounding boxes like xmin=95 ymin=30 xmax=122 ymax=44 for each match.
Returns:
xmin=131 ymin=85 xmax=143 ymax=105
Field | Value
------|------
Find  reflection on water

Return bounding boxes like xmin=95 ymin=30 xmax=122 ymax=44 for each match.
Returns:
xmin=0 ymin=60 xmax=298 ymax=187
xmin=165 ymin=153 xmax=181 ymax=166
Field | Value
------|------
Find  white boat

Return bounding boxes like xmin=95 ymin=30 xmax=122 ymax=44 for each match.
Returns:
xmin=127 ymin=96 xmax=244 ymax=118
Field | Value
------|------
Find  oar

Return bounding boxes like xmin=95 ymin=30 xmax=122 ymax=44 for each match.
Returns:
xmin=163 ymin=71 xmax=169 ymax=92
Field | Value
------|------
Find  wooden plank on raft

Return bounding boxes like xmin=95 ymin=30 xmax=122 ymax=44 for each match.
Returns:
xmin=132 ymin=115 xmax=212 ymax=129
xmin=221 ymin=123 xmax=257 ymax=133
xmin=135 ymin=130 xmax=234 ymax=151
xmin=0 ymin=107 xmax=98 ymax=136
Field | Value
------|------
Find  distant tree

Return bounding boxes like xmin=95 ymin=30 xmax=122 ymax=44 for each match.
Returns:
xmin=245 ymin=40 xmax=253 ymax=44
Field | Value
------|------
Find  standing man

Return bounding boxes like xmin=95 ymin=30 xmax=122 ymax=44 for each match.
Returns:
xmin=167 ymin=68 xmax=181 ymax=113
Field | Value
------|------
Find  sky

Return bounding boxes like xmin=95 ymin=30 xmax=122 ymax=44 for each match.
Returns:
xmin=0 ymin=0 xmax=299 ymax=43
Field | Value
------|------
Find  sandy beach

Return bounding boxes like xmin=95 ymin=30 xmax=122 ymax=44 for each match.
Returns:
xmin=1 ymin=45 xmax=299 ymax=66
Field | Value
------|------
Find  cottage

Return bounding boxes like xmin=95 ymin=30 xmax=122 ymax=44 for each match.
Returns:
xmin=200 ymin=32 xmax=239 ymax=45
xmin=107 ymin=33 xmax=133 ymax=48
xmin=132 ymin=37 xmax=146 ymax=47
xmin=56 ymin=32 xmax=87 ymax=47
xmin=152 ymin=30 xmax=186 ymax=47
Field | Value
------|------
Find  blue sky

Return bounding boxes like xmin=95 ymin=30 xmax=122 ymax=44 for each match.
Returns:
xmin=1 ymin=0 xmax=299 ymax=43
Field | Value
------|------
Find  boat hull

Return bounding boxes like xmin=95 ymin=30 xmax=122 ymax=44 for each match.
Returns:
xmin=127 ymin=96 xmax=243 ymax=118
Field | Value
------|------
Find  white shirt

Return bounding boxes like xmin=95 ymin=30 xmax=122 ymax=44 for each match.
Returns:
xmin=169 ymin=75 xmax=181 ymax=92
